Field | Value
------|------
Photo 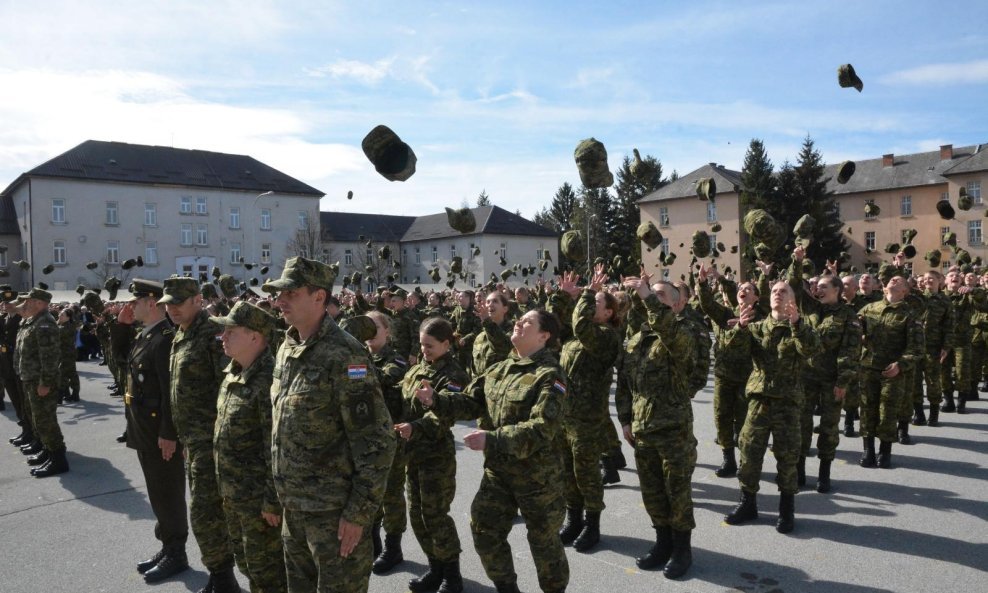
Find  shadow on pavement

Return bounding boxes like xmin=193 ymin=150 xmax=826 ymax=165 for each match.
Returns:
xmin=59 ymin=452 xmax=149 ymax=520
xmin=58 ymin=398 xmax=122 ymax=425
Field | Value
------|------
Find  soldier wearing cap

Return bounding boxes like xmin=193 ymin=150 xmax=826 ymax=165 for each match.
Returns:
xmin=15 ymin=288 xmax=69 ymax=477
xmin=160 ymin=276 xmax=238 ymax=593
xmin=2 ymin=286 xmax=31 ymax=446
xmin=121 ymin=280 xmax=190 ymax=583
xmin=212 ymin=301 xmax=287 ymax=593
xmin=264 ymin=257 xmax=396 ymax=593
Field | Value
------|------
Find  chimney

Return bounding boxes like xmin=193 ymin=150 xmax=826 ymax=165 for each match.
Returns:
xmin=940 ymin=144 xmax=953 ymax=160
xmin=882 ymin=153 xmax=894 ymax=168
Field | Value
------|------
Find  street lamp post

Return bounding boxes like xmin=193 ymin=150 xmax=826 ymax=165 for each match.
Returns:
xmin=250 ymin=191 xmax=273 ymax=274
xmin=587 ymin=213 xmax=596 ymax=275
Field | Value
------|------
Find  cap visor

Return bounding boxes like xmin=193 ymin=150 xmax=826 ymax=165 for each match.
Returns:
xmin=261 ymin=278 xmax=300 ymax=294
xmin=156 ymin=294 xmax=186 ymax=305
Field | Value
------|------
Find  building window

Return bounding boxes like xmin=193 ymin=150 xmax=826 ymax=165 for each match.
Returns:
xmin=402 ymin=249 xmax=407 ymax=267
xmin=659 ymin=207 xmax=670 ymax=227
xmin=450 ymin=244 xmax=457 ymax=259
xmin=105 ymin=201 xmax=118 ymax=225
xmin=661 ymin=238 xmax=670 ymax=256
xmin=366 ymin=246 xmax=373 ymax=262
xmin=196 ymin=224 xmax=208 ymax=245
xmin=968 ymin=181 xmax=983 ymax=204
xmin=942 ymin=261 xmax=950 ymax=273
xmin=344 ymin=249 xmax=353 ymax=266
xmin=706 ymin=202 xmax=717 ymax=223
xmin=144 ymin=203 xmax=157 ymax=226
xmin=415 ymin=247 xmax=421 ymax=264
xmin=0 ymin=248 xmax=6 ymax=267
xmin=260 ymin=209 xmax=271 ymax=230
xmin=298 ymin=211 xmax=309 ymax=229
xmin=229 ymin=207 xmax=240 ymax=229
xmin=195 ymin=196 xmax=207 ymax=215
xmin=145 ymin=242 xmax=158 ymax=265
xmin=941 ymin=191 xmax=950 ymax=202
xmin=499 ymin=243 xmax=507 ymax=258
xmin=708 ymin=234 xmax=717 ymax=252
xmin=53 ymin=240 xmax=66 ymax=264
xmin=180 ymin=196 xmax=192 ymax=214
xmin=432 ymin=246 xmax=438 ymax=263
xmin=106 ymin=240 xmax=119 ymax=264
xmin=941 ymin=226 xmax=951 ymax=246
xmin=865 ymin=231 xmax=876 ymax=251
xmin=52 ymin=199 xmax=65 ymax=223
xmin=181 ymin=223 xmax=193 ymax=246
xmin=968 ymin=220 xmax=982 ymax=245
xmin=261 ymin=243 xmax=272 ymax=264
xmin=230 ymin=242 xmax=242 ymax=264
xmin=865 ymin=201 xmax=878 ymax=220
xmin=900 ymin=195 xmax=912 ymax=216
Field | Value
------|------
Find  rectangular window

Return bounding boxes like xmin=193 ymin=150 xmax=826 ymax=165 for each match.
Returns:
xmin=53 ymin=240 xmax=66 ymax=264
xmin=661 ymin=238 xmax=670 ymax=256
xmin=180 ymin=196 xmax=192 ymax=214
xmin=659 ymin=207 xmax=670 ymax=227
xmin=298 ymin=210 xmax=309 ymax=229
xmin=344 ymin=249 xmax=353 ymax=266
xmin=230 ymin=242 xmax=242 ymax=264
xmin=865 ymin=201 xmax=878 ymax=220
xmin=229 ymin=207 xmax=240 ymax=229
xmin=865 ymin=231 xmax=876 ymax=251
xmin=181 ymin=223 xmax=192 ymax=246
xmin=261 ymin=243 xmax=272 ymax=264
xmin=195 ymin=196 xmax=207 ymax=215
xmin=415 ymin=247 xmax=421 ymax=264
xmin=450 ymin=244 xmax=457 ymax=259
xmin=145 ymin=241 xmax=158 ymax=265
xmin=432 ymin=246 xmax=438 ymax=263
xmin=260 ymin=208 xmax=272 ymax=230
xmin=941 ymin=191 xmax=950 ymax=202
xmin=402 ymin=249 xmax=407 ymax=267
xmin=144 ymin=203 xmax=157 ymax=226
xmin=941 ymin=226 xmax=952 ymax=246
xmin=0 ymin=248 xmax=7 ymax=267
xmin=196 ymin=224 xmax=208 ymax=245
xmin=968 ymin=220 xmax=982 ymax=245
xmin=499 ymin=243 xmax=507 ymax=258
xmin=706 ymin=202 xmax=717 ymax=223
xmin=106 ymin=240 xmax=119 ymax=264
xmin=105 ymin=201 xmax=118 ymax=225
xmin=52 ymin=199 xmax=65 ymax=223
xmin=708 ymin=233 xmax=717 ymax=252
xmin=968 ymin=181 xmax=983 ymax=204
xmin=942 ymin=261 xmax=950 ymax=273
xmin=366 ymin=247 xmax=373 ymax=262
xmin=900 ymin=195 xmax=912 ymax=216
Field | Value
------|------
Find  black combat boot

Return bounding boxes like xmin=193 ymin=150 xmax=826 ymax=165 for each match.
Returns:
xmin=859 ymin=437 xmax=876 ymax=468
xmin=437 ymin=558 xmax=463 ymax=593
xmin=608 ymin=446 xmax=627 ymax=469
xmin=957 ymin=391 xmax=968 ymax=414
xmin=27 ymin=448 xmax=50 ymax=466
xmin=600 ymin=457 xmax=620 ymax=485
xmin=66 ymin=387 xmax=80 ymax=402
xmin=33 ymin=448 xmax=69 ymax=477
xmin=143 ymin=547 xmax=189 ymax=583
xmin=724 ymin=490 xmax=758 ymax=525
xmin=972 ymin=383 xmax=983 ymax=399
xmin=573 ymin=510 xmax=600 ymax=552
xmin=372 ymin=532 xmax=404 ymax=575
xmin=10 ymin=423 xmax=30 ymax=446
xmin=20 ymin=440 xmax=43 ymax=455
xmin=116 ymin=430 xmax=128 ymax=443
xmin=409 ymin=557 xmax=444 ymax=593
xmin=715 ymin=448 xmax=737 ymax=477
xmin=776 ymin=493 xmax=795 ymax=534
xmin=558 ymin=506 xmax=584 ymax=545
xmin=371 ymin=522 xmax=382 ymax=560
xmin=816 ymin=459 xmax=832 ymax=493
xmin=897 ymin=420 xmax=911 ymax=445
xmin=210 ymin=564 xmax=241 ymax=593
xmin=843 ymin=413 xmax=855 ymax=437
xmin=663 ymin=529 xmax=692 ymax=579
xmin=635 ymin=526 xmax=672 ymax=570
xmin=494 ymin=583 xmax=521 ymax=593
xmin=928 ymin=406 xmax=940 ymax=427
xmin=137 ymin=548 xmax=166 ymax=574
xmin=877 ymin=440 xmax=893 ymax=469
xmin=911 ymin=404 xmax=927 ymax=426
xmin=941 ymin=391 xmax=956 ymax=412
xmin=796 ymin=456 xmax=806 ymax=488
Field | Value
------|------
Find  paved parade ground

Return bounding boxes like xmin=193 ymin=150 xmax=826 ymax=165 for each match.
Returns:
xmin=1 ymin=359 xmax=985 ymax=593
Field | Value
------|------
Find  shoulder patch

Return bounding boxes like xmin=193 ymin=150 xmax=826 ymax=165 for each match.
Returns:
xmin=553 ymin=379 xmax=567 ymax=395
xmin=349 ymin=397 xmax=375 ymax=427
xmin=395 ymin=356 xmax=408 ymax=368
xmin=447 ymin=382 xmax=462 ymax=392
xmin=519 ymin=374 xmax=536 ymax=386
xmin=348 ymin=364 xmax=368 ymax=380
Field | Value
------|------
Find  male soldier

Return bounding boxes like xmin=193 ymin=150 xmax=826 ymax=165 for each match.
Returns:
xmin=2 ymin=288 xmax=31 ymax=446
xmin=121 ymin=280 xmax=189 ymax=584
xmin=616 ymin=277 xmax=698 ymax=579
xmin=57 ymin=308 xmax=81 ymax=403
xmin=941 ymin=269 xmax=987 ymax=413
xmin=15 ymin=288 xmax=69 ymax=477
xmin=917 ymin=271 xmax=952 ymax=427
xmin=264 ymin=257 xmax=395 ymax=593
xmin=109 ymin=303 xmax=136 ymax=395
xmin=212 ymin=302 xmax=286 ymax=593
xmin=160 ymin=277 xmax=238 ymax=593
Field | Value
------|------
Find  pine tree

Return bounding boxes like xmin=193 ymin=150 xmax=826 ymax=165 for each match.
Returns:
xmin=792 ymin=136 xmax=848 ymax=269
xmin=738 ymin=139 xmax=778 ymax=272
xmin=542 ymin=182 xmax=580 ymax=232
xmin=476 ymin=189 xmax=491 ymax=207
xmin=613 ymin=154 xmax=666 ymax=274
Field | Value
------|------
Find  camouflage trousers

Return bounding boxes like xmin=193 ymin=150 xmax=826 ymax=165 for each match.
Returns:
xmin=633 ymin=424 xmax=697 ymax=532
xmin=23 ymin=381 xmax=64 ymax=451
xmin=223 ymin=500 xmax=287 ymax=593
xmin=374 ymin=441 xmax=408 ymax=535
xmin=560 ymin=422 xmax=606 ymax=512
xmin=941 ymin=344 xmax=973 ymax=395
xmin=860 ymin=368 xmax=905 ymax=443
xmin=800 ymin=378 xmax=841 ymax=461
xmin=471 ymin=467 xmax=568 ymax=593
xmin=137 ymin=447 xmax=188 ymax=549
xmin=920 ymin=350 xmax=945 ymax=405
xmin=1 ymin=366 xmax=28 ymax=426
xmin=842 ymin=369 xmax=862 ymax=413
xmin=713 ymin=374 xmax=748 ymax=448
xmin=406 ymin=450 xmax=461 ymax=561
xmin=899 ymin=366 xmax=918 ymax=421
xmin=738 ymin=395 xmax=800 ymax=495
xmin=600 ymin=415 xmax=622 ymax=457
xmin=58 ymin=358 xmax=79 ymax=396
xmin=972 ymin=336 xmax=988 ymax=386
xmin=186 ymin=447 xmax=236 ymax=572
xmin=282 ymin=508 xmax=372 ymax=593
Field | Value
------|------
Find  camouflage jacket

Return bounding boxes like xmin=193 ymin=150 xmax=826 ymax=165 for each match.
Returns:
xmin=169 ymin=309 xmax=226 ymax=451
xmin=559 ymin=290 xmax=620 ymax=425
xmin=472 ymin=317 xmax=514 ymax=378
xmin=58 ymin=322 xmax=78 ymax=362
xmin=15 ymin=310 xmax=60 ymax=386
xmin=858 ymin=299 xmax=924 ymax=372
xmin=852 ymin=292 xmax=883 ymax=312
xmin=802 ymin=301 xmax=862 ymax=390
xmin=400 ymin=352 xmax=469 ymax=458
xmin=697 ymin=280 xmax=755 ymax=380
xmin=547 ymin=291 xmax=576 ymax=344
xmin=944 ymin=289 xmax=988 ymax=343
xmin=922 ymin=291 xmax=954 ymax=352
xmin=214 ymin=350 xmax=279 ymax=514
xmin=615 ymin=295 xmax=696 ymax=433
xmin=451 ymin=305 xmax=482 ymax=350
xmin=742 ymin=315 xmax=821 ymax=401
xmin=370 ymin=344 xmax=409 ymax=423
xmin=271 ymin=314 xmax=395 ymax=524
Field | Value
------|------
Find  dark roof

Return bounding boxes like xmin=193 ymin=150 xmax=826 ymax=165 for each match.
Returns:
xmin=401 ymin=206 xmax=557 ymax=242
xmin=825 ymin=144 xmax=983 ymax=195
xmin=320 ymin=211 xmax=416 ymax=243
xmin=639 ymin=163 xmax=742 ymax=203
xmin=1 ymin=140 xmax=324 ymax=197
xmin=943 ymin=145 xmax=988 ymax=175
xmin=0 ymin=194 xmax=19 ymax=234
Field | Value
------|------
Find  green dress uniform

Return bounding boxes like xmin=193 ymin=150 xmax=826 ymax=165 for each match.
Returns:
xmin=15 ymin=298 xmax=65 ymax=473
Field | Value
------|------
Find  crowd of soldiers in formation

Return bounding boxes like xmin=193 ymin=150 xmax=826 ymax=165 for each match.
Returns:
xmin=0 ymin=245 xmax=981 ymax=593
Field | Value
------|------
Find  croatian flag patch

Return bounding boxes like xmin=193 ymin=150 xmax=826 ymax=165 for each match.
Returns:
xmin=447 ymin=382 xmax=462 ymax=392
xmin=348 ymin=365 xmax=368 ymax=380
xmin=552 ymin=380 xmax=567 ymax=395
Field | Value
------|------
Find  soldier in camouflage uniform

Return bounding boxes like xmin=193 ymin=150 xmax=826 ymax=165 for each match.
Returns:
xmin=394 ymin=317 xmax=469 ymax=593
xmin=916 ymin=271 xmax=953 ymax=427
xmin=110 ymin=305 xmax=136 ymax=396
xmin=615 ymin=277 xmax=697 ymax=579
xmin=450 ymin=291 xmax=481 ymax=373
xmin=940 ymin=270 xmax=987 ymax=413
xmin=725 ymin=281 xmax=820 ymax=534
xmin=265 ymin=257 xmax=396 ymax=593
xmin=15 ymin=288 xmax=69 ymax=477
xmin=213 ymin=302 xmax=287 ymax=593
xmin=57 ymin=308 xmax=81 ymax=403
xmin=420 ymin=309 xmax=568 ymax=593
xmin=2 ymin=291 xmax=32 ymax=447
xmin=160 ymin=277 xmax=239 ymax=593
xmin=472 ymin=292 xmax=514 ymax=378
xmin=378 ymin=288 xmax=420 ymax=365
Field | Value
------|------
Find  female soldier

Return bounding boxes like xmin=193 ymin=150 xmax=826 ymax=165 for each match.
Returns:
xmin=57 ymin=308 xmax=81 ymax=403
xmin=417 ymin=310 xmax=569 ymax=593
xmin=450 ymin=291 xmax=481 ymax=372
xmin=394 ymin=318 xmax=469 ymax=593
xmin=472 ymin=292 xmax=513 ymax=377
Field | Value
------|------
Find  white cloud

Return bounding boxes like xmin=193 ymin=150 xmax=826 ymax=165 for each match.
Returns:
xmin=305 ymin=58 xmax=396 ymax=84
xmin=881 ymin=59 xmax=988 ymax=86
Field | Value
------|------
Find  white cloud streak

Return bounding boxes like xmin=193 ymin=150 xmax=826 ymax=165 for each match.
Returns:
xmin=881 ymin=59 xmax=988 ymax=86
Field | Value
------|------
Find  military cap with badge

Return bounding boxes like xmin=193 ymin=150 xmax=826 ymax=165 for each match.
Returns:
xmin=210 ymin=301 xmax=278 ymax=340
xmin=262 ymin=256 xmax=336 ymax=294
xmin=158 ymin=277 xmax=200 ymax=304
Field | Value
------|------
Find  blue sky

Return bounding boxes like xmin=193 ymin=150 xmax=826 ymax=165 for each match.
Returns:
xmin=1 ymin=1 xmax=986 ymax=219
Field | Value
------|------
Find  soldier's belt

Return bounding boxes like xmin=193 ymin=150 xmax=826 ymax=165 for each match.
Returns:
xmin=124 ymin=393 xmax=132 ymax=405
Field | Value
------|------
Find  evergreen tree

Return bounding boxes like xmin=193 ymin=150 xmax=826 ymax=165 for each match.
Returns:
xmin=476 ymin=189 xmax=491 ymax=207
xmin=791 ymin=136 xmax=848 ymax=268
xmin=575 ymin=185 xmax=615 ymax=274
xmin=739 ymin=139 xmax=776 ymax=213
xmin=613 ymin=153 xmax=666 ymax=274
xmin=541 ymin=182 xmax=580 ymax=232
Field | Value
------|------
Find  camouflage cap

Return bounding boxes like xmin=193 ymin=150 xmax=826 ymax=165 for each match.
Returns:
xmin=217 ymin=274 xmax=238 ymax=299
xmin=0 ymin=284 xmax=17 ymax=303
xmin=25 ymin=287 xmax=52 ymax=303
xmin=837 ymin=160 xmax=856 ymax=184
xmin=159 ymin=277 xmax=200 ymax=304
xmin=340 ymin=314 xmax=378 ymax=342
xmin=129 ymin=279 xmax=164 ymax=299
xmin=361 ymin=125 xmax=417 ymax=182
xmin=201 ymin=283 xmax=219 ymax=300
xmin=261 ymin=256 xmax=336 ymax=294
xmin=574 ymin=137 xmax=614 ymax=189
xmin=81 ymin=291 xmax=104 ymax=314
xmin=211 ymin=301 xmax=277 ymax=339
xmin=636 ymin=221 xmax=663 ymax=249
